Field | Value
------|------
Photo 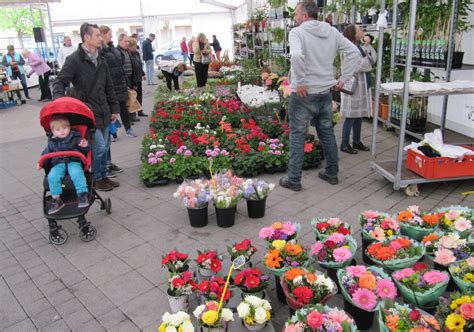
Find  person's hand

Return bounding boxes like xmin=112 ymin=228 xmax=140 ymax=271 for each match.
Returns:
xmin=36 ymin=163 xmax=42 ymax=170
xmin=334 ymin=80 xmax=345 ymax=91
xmin=111 ymin=114 xmax=118 ymax=122
xmin=26 ymin=73 xmax=31 ymax=78
xmin=78 ymin=139 xmax=88 ymax=148
xmin=142 ymin=75 xmax=146 ymax=81
xmin=296 ymin=85 xmax=308 ymax=98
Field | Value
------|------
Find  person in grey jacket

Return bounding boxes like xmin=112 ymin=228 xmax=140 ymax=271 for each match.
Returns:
xmin=280 ymin=1 xmax=361 ymax=191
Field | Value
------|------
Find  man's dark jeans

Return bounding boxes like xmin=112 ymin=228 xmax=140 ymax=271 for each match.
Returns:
xmin=341 ymin=117 xmax=362 ymax=146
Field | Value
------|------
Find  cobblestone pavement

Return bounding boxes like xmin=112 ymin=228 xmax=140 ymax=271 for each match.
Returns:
xmin=1 ymin=83 xmax=473 ymax=331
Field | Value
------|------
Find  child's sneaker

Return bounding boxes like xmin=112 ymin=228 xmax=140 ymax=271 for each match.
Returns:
xmin=126 ymin=128 xmax=137 ymax=137
xmin=78 ymin=193 xmax=89 ymax=208
xmin=48 ymin=198 xmax=65 ymax=214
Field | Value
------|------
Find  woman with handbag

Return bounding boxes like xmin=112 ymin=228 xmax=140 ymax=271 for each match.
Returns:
xmin=192 ymin=33 xmax=212 ymax=88
xmin=340 ymin=24 xmax=376 ymax=154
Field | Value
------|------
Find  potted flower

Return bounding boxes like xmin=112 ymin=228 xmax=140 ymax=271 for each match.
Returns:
xmin=365 ymin=236 xmax=426 ymax=271
xmin=193 ymin=301 xmax=234 ymax=332
xmin=397 ymin=205 xmax=440 ymax=240
xmin=337 ymin=265 xmax=397 ymax=330
xmin=449 ymin=257 xmax=474 ymax=292
xmin=302 ymin=141 xmax=321 ymax=170
xmin=197 ymin=276 xmax=232 ymax=304
xmin=392 ymin=263 xmax=450 ymax=307
xmin=162 ymin=250 xmax=190 ymax=274
xmin=284 ymin=305 xmax=357 ymax=332
xmin=260 ymin=138 xmax=288 ymax=173
xmin=437 ymin=205 xmax=473 ymax=238
xmin=241 ymin=179 xmax=275 ymax=219
xmin=166 ymin=271 xmax=197 ymax=313
xmin=428 ymin=233 xmax=471 ymax=269
xmin=234 ymin=268 xmax=270 ymax=299
xmin=237 ymin=295 xmax=272 ymax=331
xmin=435 ymin=292 xmax=474 ymax=332
xmin=196 ymin=250 xmax=223 ymax=277
xmin=311 ymin=217 xmax=351 ymax=240
xmin=227 ymin=239 xmax=257 ymax=266
xmin=174 ymin=179 xmax=211 ymax=227
xmin=210 ymin=171 xmax=244 ymax=228
xmin=378 ymin=300 xmax=440 ymax=332
xmin=159 ymin=311 xmax=195 ymax=332
xmin=258 ymin=221 xmax=300 ymax=244
xmin=140 ymin=148 xmax=173 ymax=186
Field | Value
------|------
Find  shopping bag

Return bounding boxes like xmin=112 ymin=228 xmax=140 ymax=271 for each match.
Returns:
xmin=340 ymin=76 xmax=358 ymax=95
xmin=127 ymin=89 xmax=142 ymax=113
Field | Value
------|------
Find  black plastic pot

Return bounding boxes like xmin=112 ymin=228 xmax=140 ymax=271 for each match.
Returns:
xmin=265 ymin=166 xmax=287 ymax=174
xmin=215 ymin=206 xmax=236 ymax=228
xmin=187 ymin=205 xmax=208 ymax=228
xmin=361 ymin=236 xmax=374 ymax=265
xmin=143 ymin=178 xmax=169 ymax=187
xmin=343 ymin=298 xmax=375 ymax=330
xmin=246 ymin=198 xmax=266 ymax=219
xmin=452 ymin=51 xmax=464 ymax=69
xmin=274 ymin=275 xmax=287 ymax=304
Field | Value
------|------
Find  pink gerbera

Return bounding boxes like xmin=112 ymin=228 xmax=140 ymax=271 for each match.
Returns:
xmin=352 ymin=288 xmax=377 ymax=311
xmin=454 ymin=218 xmax=472 ymax=232
xmin=332 ymin=247 xmax=352 ymax=262
xmin=327 ymin=233 xmax=345 ymax=244
xmin=375 ymin=279 xmax=397 ymax=300
xmin=311 ymin=242 xmax=324 ymax=256
xmin=258 ymin=226 xmax=275 ymax=239
xmin=327 ymin=310 xmax=352 ymax=325
xmin=392 ymin=268 xmax=415 ymax=281
xmin=346 ymin=265 xmax=367 ymax=277
xmin=362 ymin=211 xmax=380 ymax=219
xmin=423 ymin=271 xmax=448 ymax=285
xmin=434 ymin=248 xmax=456 ymax=266
xmin=282 ymin=222 xmax=297 ymax=236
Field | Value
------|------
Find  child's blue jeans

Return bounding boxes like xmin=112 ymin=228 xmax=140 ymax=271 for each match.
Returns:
xmin=48 ymin=162 xmax=88 ymax=196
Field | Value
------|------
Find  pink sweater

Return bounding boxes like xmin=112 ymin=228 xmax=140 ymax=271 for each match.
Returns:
xmin=26 ymin=53 xmax=51 ymax=76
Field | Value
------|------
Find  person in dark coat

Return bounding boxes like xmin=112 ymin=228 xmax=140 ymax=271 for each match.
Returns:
xmin=128 ymin=37 xmax=147 ymax=117
xmin=142 ymin=33 xmax=156 ymax=85
xmin=210 ymin=35 xmax=222 ymax=61
xmin=52 ymin=22 xmax=120 ymax=192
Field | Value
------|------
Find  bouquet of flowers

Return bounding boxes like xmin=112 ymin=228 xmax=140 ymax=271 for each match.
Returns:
xmin=227 ymin=239 xmax=257 ymax=262
xmin=167 ymin=271 xmax=197 ymax=297
xmin=421 ymin=232 xmax=443 ymax=255
xmin=437 ymin=205 xmax=473 ymax=237
xmin=449 ymin=257 xmax=474 ymax=292
xmin=436 ymin=293 xmax=474 ymax=332
xmin=210 ymin=171 xmax=244 ymax=208
xmin=379 ymin=300 xmax=440 ymax=332
xmin=397 ymin=205 xmax=440 ymax=240
xmin=258 ymin=221 xmax=300 ymax=243
xmin=241 ymin=179 xmax=275 ymax=200
xmin=162 ymin=250 xmax=190 ymax=273
xmin=197 ymin=276 xmax=232 ymax=303
xmin=261 ymin=72 xmax=280 ymax=91
xmin=285 ymin=305 xmax=357 ymax=332
xmin=365 ymin=236 xmax=425 ymax=270
xmin=429 ymin=233 xmax=471 ymax=267
xmin=392 ymin=262 xmax=450 ymax=306
xmin=193 ymin=301 xmax=234 ymax=330
xmin=281 ymin=267 xmax=337 ymax=309
xmin=159 ymin=311 xmax=194 ymax=332
xmin=234 ymin=268 xmax=270 ymax=297
xmin=337 ymin=265 xmax=397 ymax=312
xmin=196 ymin=250 xmax=223 ymax=276
xmin=359 ymin=210 xmax=400 ymax=242
xmin=237 ymin=295 xmax=272 ymax=329
xmin=174 ymin=179 xmax=211 ymax=209
xmin=263 ymin=240 xmax=310 ymax=276
xmin=311 ymin=234 xmax=357 ymax=269
xmin=311 ymin=217 xmax=351 ymax=240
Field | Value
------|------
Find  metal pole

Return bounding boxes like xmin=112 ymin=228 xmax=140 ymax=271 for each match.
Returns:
xmin=351 ymin=0 xmax=356 ymax=24
xmin=46 ymin=3 xmax=57 ymax=61
xmin=38 ymin=6 xmax=50 ymax=62
xmin=370 ymin=0 xmax=386 ymax=157
xmin=388 ymin=0 xmax=399 ymax=124
xmin=394 ymin=0 xmax=417 ymax=190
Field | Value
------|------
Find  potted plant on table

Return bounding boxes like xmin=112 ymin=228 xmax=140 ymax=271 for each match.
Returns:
xmin=193 ymin=301 xmax=234 ymax=332
xmin=159 ymin=311 xmax=195 ymax=332
xmin=166 ymin=271 xmax=197 ymax=313
xmin=174 ymin=179 xmax=212 ymax=228
xmin=284 ymin=304 xmax=357 ymax=332
xmin=162 ymin=250 xmax=190 ymax=274
xmin=234 ymin=268 xmax=270 ymax=300
xmin=237 ymin=295 xmax=272 ymax=331
xmin=241 ymin=179 xmax=275 ymax=219
xmin=227 ymin=239 xmax=257 ymax=267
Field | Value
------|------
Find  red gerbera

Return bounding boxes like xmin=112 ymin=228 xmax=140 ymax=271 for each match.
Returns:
xmin=172 ymin=278 xmax=185 ymax=289
xmin=210 ymin=259 xmax=222 ymax=273
xmin=244 ymin=274 xmax=260 ymax=289
xmin=292 ymin=285 xmax=313 ymax=304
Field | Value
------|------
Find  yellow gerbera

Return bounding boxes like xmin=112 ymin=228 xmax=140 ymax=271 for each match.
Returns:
xmin=445 ymin=314 xmax=466 ymax=331
xmin=272 ymin=240 xmax=286 ymax=251
xmin=202 ymin=310 xmax=219 ymax=325
xmin=450 ymin=296 xmax=473 ymax=310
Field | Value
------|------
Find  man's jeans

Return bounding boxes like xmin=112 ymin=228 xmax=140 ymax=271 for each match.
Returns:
xmin=288 ymin=92 xmax=338 ymax=184
xmin=93 ymin=127 xmax=109 ymax=181
xmin=145 ymin=59 xmax=155 ymax=84
xmin=341 ymin=117 xmax=362 ymax=146
xmin=48 ymin=162 xmax=87 ymax=196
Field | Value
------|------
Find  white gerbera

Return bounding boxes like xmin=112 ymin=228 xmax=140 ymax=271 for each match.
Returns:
xmin=237 ymin=302 xmax=251 ymax=318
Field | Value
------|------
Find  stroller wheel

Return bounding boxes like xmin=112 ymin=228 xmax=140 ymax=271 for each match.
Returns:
xmin=103 ymin=198 xmax=112 ymax=215
xmin=49 ymin=228 xmax=68 ymax=245
xmin=79 ymin=224 xmax=96 ymax=242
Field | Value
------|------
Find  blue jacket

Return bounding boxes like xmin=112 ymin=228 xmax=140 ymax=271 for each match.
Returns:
xmin=42 ymin=129 xmax=89 ymax=166
xmin=142 ymin=38 xmax=154 ymax=61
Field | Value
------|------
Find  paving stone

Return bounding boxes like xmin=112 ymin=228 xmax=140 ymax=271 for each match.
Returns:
xmin=46 ymin=288 xmax=76 ymax=307
xmin=57 ymin=271 xmax=86 ymax=288
xmin=61 ymin=308 xmax=94 ymax=330
xmin=30 ymin=307 xmax=61 ymax=329
xmin=10 ymin=279 xmax=44 ymax=304
xmin=55 ymin=298 xmax=85 ymax=316
xmin=66 ymin=242 xmax=113 ymax=270
xmin=38 ymin=318 xmax=71 ymax=332
xmin=0 ymin=277 xmax=27 ymax=329
xmin=22 ymin=297 xmax=53 ymax=317
xmin=71 ymin=280 xmax=116 ymax=316
xmin=81 ymin=255 xmax=132 ymax=286
xmin=118 ymin=242 xmax=160 ymax=269
xmin=4 ymin=270 xmax=31 ymax=286
xmin=108 ymin=319 xmax=141 ymax=332
xmin=98 ymin=270 xmax=154 ymax=306
xmin=119 ymin=288 xmax=169 ymax=329
xmin=2 ymin=318 xmax=36 ymax=332
xmin=27 ymin=264 xmax=52 ymax=279
xmin=97 ymin=309 xmax=127 ymax=329
xmin=75 ymin=319 xmax=106 ymax=332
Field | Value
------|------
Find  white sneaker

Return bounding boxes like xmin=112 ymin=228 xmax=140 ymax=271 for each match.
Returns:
xmin=126 ymin=129 xmax=137 ymax=137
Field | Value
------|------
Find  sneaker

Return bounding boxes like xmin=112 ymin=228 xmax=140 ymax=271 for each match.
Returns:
xmin=20 ymin=100 xmax=26 ymax=105
xmin=340 ymin=144 xmax=358 ymax=154
xmin=279 ymin=177 xmax=302 ymax=192
xmin=353 ymin=142 xmax=370 ymax=151
xmin=126 ymin=128 xmax=138 ymax=137
xmin=96 ymin=179 xmax=113 ymax=191
xmin=318 ymin=170 xmax=339 ymax=185
xmin=103 ymin=177 xmax=120 ymax=188
xmin=106 ymin=171 xmax=117 ymax=178
xmin=48 ymin=197 xmax=65 ymax=214
xmin=108 ymin=163 xmax=123 ymax=173
xmin=78 ymin=193 xmax=89 ymax=208
xmin=111 ymin=137 xmax=117 ymax=142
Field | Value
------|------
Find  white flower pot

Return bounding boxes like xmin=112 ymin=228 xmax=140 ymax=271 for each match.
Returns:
xmin=243 ymin=321 xmax=267 ymax=331
xmin=201 ymin=326 xmax=227 ymax=332
xmin=199 ymin=267 xmax=214 ymax=278
xmin=167 ymin=290 xmax=189 ymax=313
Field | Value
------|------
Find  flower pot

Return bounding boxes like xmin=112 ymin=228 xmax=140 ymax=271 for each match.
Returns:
xmin=274 ymin=275 xmax=287 ymax=304
xmin=143 ymin=178 xmax=169 ymax=187
xmin=199 ymin=267 xmax=215 ymax=278
xmin=201 ymin=326 xmax=228 ymax=332
xmin=242 ymin=320 xmax=266 ymax=331
xmin=167 ymin=289 xmax=189 ymax=313
xmin=187 ymin=205 xmax=208 ymax=228
xmin=215 ymin=206 xmax=236 ymax=228
xmin=168 ymin=264 xmax=189 ymax=274
xmin=343 ymin=297 xmax=375 ymax=330
xmin=246 ymin=198 xmax=266 ymax=219
xmin=361 ymin=235 xmax=374 ymax=265
xmin=264 ymin=166 xmax=287 ymax=174
xmin=241 ymin=289 xmax=266 ymax=300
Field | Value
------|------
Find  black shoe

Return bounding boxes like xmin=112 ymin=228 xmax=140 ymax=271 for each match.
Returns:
xmin=78 ymin=193 xmax=89 ymax=208
xmin=108 ymin=163 xmax=123 ymax=173
xmin=20 ymin=100 xmax=26 ymax=104
xmin=137 ymin=112 xmax=148 ymax=117
xmin=340 ymin=144 xmax=358 ymax=154
xmin=318 ymin=170 xmax=339 ymax=185
xmin=279 ymin=177 xmax=302 ymax=192
xmin=48 ymin=198 xmax=65 ymax=214
xmin=130 ymin=117 xmax=140 ymax=122
xmin=353 ymin=142 xmax=370 ymax=151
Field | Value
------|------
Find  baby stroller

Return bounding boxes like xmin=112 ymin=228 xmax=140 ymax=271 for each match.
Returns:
xmin=38 ymin=97 xmax=112 ymax=245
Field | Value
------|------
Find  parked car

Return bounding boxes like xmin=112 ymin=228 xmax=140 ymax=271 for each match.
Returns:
xmin=153 ymin=39 xmax=188 ymax=64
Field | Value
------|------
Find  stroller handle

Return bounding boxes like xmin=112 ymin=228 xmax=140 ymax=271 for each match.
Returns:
xmin=38 ymin=151 xmax=90 ymax=170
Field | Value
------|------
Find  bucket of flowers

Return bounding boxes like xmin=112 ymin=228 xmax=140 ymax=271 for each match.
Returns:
xmin=448 ymin=257 xmax=474 ymax=292
xmin=284 ymin=304 xmax=358 ymax=332
xmin=234 ymin=267 xmax=270 ymax=300
xmin=166 ymin=271 xmax=197 ymax=313
xmin=159 ymin=311 xmax=195 ymax=332
xmin=436 ymin=205 xmax=473 ymax=238
xmin=237 ymin=295 xmax=272 ymax=331
xmin=396 ymin=205 xmax=440 ymax=240
xmin=162 ymin=250 xmax=190 ymax=274
xmin=435 ymin=292 xmax=474 ymax=332
xmin=311 ymin=217 xmax=351 ymax=241
xmin=193 ymin=301 xmax=234 ymax=332
xmin=174 ymin=179 xmax=211 ymax=228
xmin=197 ymin=276 xmax=232 ymax=305
xmin=426 ymin=233 xmax=471 ymax=269
xmin=258 ymin=221 xmax=301 ymax=245
xmin=392 ymin=262 xmax=450 ymax=308
xmin=196 ymin=250 xmax=223 ymax=278
xmin=337 ymin=265 xmax=397 ymax=330
xmin=241 ymin=179 xmax=275 ymax=219
xmin=365 ymin=236 xmax=426 ymax=271
xmin=378 ymin=300 xmax=440 ymax=332
xmin=227 ymin=239 xmax=257 ymax=268
xmin=280 ymin=267 xmax=337 ymax=315
xmin=210 ymin=171 xmax=244 ymax=228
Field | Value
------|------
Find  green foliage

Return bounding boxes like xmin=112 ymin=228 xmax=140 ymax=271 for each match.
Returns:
xmin=171 ymin=156 xmax=207 ymax=179
xmin=236 ymin=59 xmax=262 ymax=85
xmin=232 ymin=153 xmax=264 ymax=178
xmin=270 ymin=27 xmax=285 ymax=44
xmin=268 ymin=0 xmax=286 ymax=9
xmin=0 ymin=8 xmax=43 ymax=46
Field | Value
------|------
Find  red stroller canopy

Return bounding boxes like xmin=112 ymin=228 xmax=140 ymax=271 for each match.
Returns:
xmin=40 ymin=97 xmax=96 ymax=132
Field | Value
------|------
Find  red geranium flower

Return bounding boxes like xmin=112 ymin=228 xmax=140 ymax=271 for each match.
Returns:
xmin=412 ymin=262 xmax=428 ymax=272
xmin=324 ymin=240 xmax=335 ymax=249
xmin=172 ymin=278 xmax=185 ymax=288
xmin=316 ymin=222 xmax=329 ymax=231
xmin=304 ymin=143 xmax=313 ymax=153
xmin=210 ymin=259 xmax=222 ymax=273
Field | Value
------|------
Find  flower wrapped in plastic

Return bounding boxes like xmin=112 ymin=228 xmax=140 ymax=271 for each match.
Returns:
xmin=365 ymin=236 xmax=425 ymax=270
xmin=284 ymin=305 xmax=357 ymax=332
xmin=262 ymin=240 xmax=310 ymax=277
xmin=241 ymin=178 xmax=275 ymax=200
xmin=397 ymin=205 xmax=440 ymax=240
xmin=159 ymin=311 xmax=195 ymax=332
xmin=392 ymin=262 xmax=450 ymax=307
xmin=435 ymin=292 xmax=474 ymax=332
xmin=227 ymin=239 xmax=257 ymax=262
xmin=234 ymin=267 xmax=270 ymax=297
xmin=449 ymin=257 xmax=474 ymax=292
xmin=258 ymin=221 xmax=301 ymax=244
xmin=311 ymin=217 xmax=352 ymax=240
xmin=437 ymin=205 xmax=473 ymax=238
xmin=311 ymin=234 xmax=357 ymax=269
xmin=378 ymin=300 xmax=440 ymax=332
xmin=421 ymin=232 xmax=444 ymax=256
xmin=281 ymin=267 xmax=337 ymax=310
xmin=237 ymin=295 xmax=272 ymax=330
xmin=193 ymin=301 xmax=234 ymax=330
xmin=174 ymin=179 xmax=211 ymax=209
xmin=358 ymin=210 xmax=400 ymax=242
xmin=426 ymin=233 xmax=471 ymax=267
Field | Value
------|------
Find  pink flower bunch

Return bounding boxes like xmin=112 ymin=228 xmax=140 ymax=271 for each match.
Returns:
xmin=266 ymin=138 xmax=284 ymax=156
xmin=432 ymin=233 xmax=471 ymax=266
xmin=437 ymin=206 xmax=473 ymax=233
xmin=147 ymin=149 xmax=168 ymax=164
xmin=173 ymin=179 xmax=211 ymax=209
xmin=176 ymin=145 xmax=193 ymax=156
xmin=392 ymin=265 xmax=449 ymax=293
xmin=259 ymin=221 xmax=299 ymax=242
xmin=311 ymin=234 xmax=355 ymax=264
xmin=205 ymin=147 xmax=229 ymax=159
xmin=285 ymin=305 xmax=355 ymax=332
xmin=359 ymin=210 xmax=400 ymax=241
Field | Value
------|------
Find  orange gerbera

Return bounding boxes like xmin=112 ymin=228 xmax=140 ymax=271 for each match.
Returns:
xmin=367 ymin=242 xmax=383 ymax=256
xmin=422 ymin=315 xmax=440 ymax=330
xmin=358 ymin=273 xmax=377 ymax=290
xmin=375 ymin=246 xmax=396 ymax=261
xmin=272 ymin=222 xmax=284 ymax=230
xmin=265 ymin=249 xmax=283 ymax=269
xmin=408 ymin=327 xmax=430 ymax=332
xmin=395 ymin=238 xmax=412 ymax=249
xmin=284 ymin=243 xmax=303 ymax=256
xmin=284 ymin=268 xmax=305 ymax=281
xmin=306 ymin=272 xmax=318 ymax=284
xmin=397 ymin=210 xmax=414 ymax=222
xmin=385 ymin=314 xmax=399 ymax=331
xmin=422 ymin=214 xmax=439 ymax=227
xmin=422 ymin=233 xmax=440 ymax=244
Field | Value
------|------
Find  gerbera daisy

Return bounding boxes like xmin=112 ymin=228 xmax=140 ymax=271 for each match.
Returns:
xmin=352 ymin=288 xmax=377 ymax=311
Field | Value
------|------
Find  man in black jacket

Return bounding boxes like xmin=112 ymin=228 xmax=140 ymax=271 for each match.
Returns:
xmin=53 ymin=23 xmax=120 ymax=192
xmin=142 ymin=33 xmax=156 ymax=85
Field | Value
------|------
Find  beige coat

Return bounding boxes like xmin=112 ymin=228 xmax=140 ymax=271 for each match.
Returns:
xmin=192 ymin=39 xmax=211 ymax=63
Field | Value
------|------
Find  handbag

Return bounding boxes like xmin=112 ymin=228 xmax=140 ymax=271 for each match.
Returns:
xmin=340 ymin=75 xmax=358 ymax=95
xmin=201 ymin=54 xmax=211 ymax=65
xmin=127 ymin=89 xmax=142 ymax=113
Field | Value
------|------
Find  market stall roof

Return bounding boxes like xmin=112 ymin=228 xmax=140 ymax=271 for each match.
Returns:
xmin=0 ymin=0 xmax=60 ymax=7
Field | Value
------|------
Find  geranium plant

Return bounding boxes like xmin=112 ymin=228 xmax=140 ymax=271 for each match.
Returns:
xmin=196 ymin=276 xmax=232 ymax=303
xmin=359 ymin=210 xmax=400 ymax=241
xmin=196 ymin=250 xmax=223 ymax=274
xmin=435 ymin=293 xmax=474 ymax=332
xmin=260 ymin=138 xmax=288 ymax=170
xmin=437 ymin=205 xmax=473 ymax=237
xmin=227 ymin=239 xmax=257 ymax=261
xmin=285 ymin=305 xmax=357 ymax=332
xmin=159 ymin=311 xmax=194 ymax=332
xmin=173 ymin=179 xmax=211 ymax=209
xmin=167 ymin=271 xmax=197 ymax=297
xmin=258 ymin=221 xmax=300 ymax=243
xmin=379 ymin=300 xmax=440 ymax=332
xmin=366 ymin=236 xmax=426 ymax=270
xmin=311 ymin=234 xmax=357 ymax=269
xmin=193 ymin=301 xmax=234 ymax=329
xmin=161 ymin=250 xmax=190 ymax=273
xmin=241 ymin=179 xmax=275 ymax=200
xmin=449 ymin=257 xmax=474 ymax=292
xmin=237 ymin=295 xmax=272 ymax=328
xmin=234 ymin=268 xmax=270 ymax=295
xmin=311 ymin=217 xmax=351 ymax=240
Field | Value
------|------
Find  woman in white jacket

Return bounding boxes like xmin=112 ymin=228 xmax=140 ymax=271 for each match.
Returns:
xmin=57 ymin=36 xmax=75 ymax=68
xmin=158 ymin=60 xmax=186 ymax=91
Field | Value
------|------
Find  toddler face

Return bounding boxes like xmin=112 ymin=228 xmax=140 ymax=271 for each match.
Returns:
xmin=52 ymin=124 xmax=71 ymax=139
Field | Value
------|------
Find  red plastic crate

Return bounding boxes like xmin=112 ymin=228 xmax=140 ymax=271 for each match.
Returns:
xmin=406 ymin=146 xmax=474 ymax=179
